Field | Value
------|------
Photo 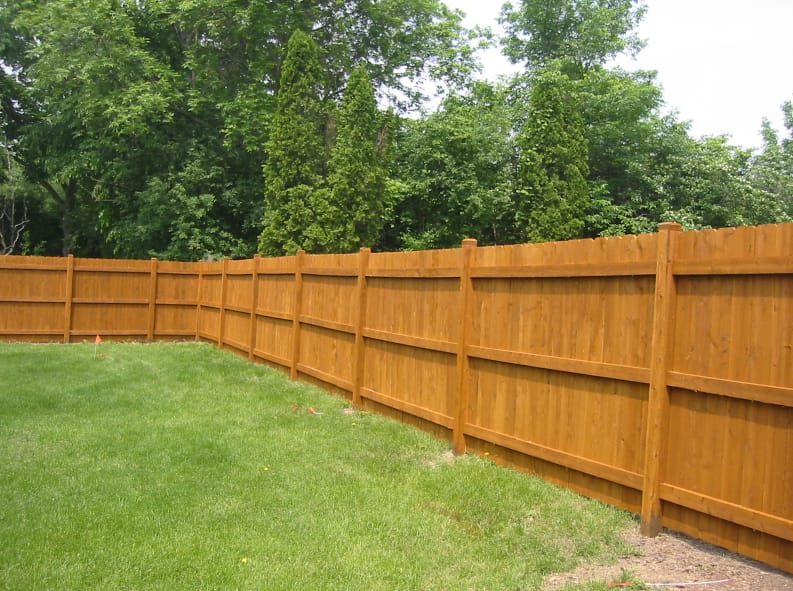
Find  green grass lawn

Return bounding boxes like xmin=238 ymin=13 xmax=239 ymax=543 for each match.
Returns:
xmin=0 ymin=342 xmax=637 ymax=590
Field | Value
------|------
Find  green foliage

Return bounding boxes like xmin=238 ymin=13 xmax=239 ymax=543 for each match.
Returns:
xmin=577 ymin=67 xmax=680 ymax=235
xmin=389 ymin=82 xmax=516 ymax=250
xmin=1 ymin=0 xmax=475 ymax=258
xmin=515 ymin=67 xmax=590 ymax=242
xmin=652 ymin=136 xmax=777 ymax=229
xmin=588 ymin=123 xmax=790 ymax=234
xmin=1 ymin=0 xmax=179 ymax=254
xmin=106 ymin=145 xmax=257 ymax=261
xmin=501 ymin=0 xmax=646 ymax=71
xmin=326 ymin=66 xmax=389 ymax=251
xmin=2 ymin=0 xmax=790 ymax=257
xmin=748 ymin=102 xmax=793 ymax=218
xmin=259 ymin=31 xmax=331 ymax=256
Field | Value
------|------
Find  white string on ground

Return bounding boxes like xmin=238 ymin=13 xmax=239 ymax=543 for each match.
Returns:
xmin=647 ymin=580 xmax=730 ymax=588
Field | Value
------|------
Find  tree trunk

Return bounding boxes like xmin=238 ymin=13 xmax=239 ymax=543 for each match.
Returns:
xmin=39 ymin=179 xmax=77 ymax=256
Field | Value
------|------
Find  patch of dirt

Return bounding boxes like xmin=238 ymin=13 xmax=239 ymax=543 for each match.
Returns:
xmin=421 ymin=450 xmax=459 ymax=469
xmin=542 ymin=526 xmax=793 ymax=590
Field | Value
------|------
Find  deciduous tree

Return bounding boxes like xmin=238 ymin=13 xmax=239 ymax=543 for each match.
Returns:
xmin=1 ymin=0 xmax=475 ymax=258
xmin=748 ymin=102 xmax=793 ymax=218
xmin=389 ymin=81 xmax=515 ymax=249
xmin=500 ymin=0 xmax=646 ymax=73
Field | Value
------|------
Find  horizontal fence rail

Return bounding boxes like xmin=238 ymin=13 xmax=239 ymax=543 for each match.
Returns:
xmin=1 ymin=222 xmax=792 ymax=574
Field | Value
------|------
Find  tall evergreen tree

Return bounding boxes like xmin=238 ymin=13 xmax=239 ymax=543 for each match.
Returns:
xmin=259 ymin=31 xmax=331 ymax=256
xmin=326 ymin=66 xmax=387 ymax=252
xmin=515 ymin=66 xmax=589 ymax=242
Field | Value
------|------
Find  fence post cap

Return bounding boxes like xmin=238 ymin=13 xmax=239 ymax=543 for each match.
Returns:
xmin=658 ymin=222 xmax=682 ymax=232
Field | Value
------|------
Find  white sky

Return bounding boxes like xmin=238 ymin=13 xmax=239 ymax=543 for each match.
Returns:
xmin=443 ymin=0 xmax=793 ymax=150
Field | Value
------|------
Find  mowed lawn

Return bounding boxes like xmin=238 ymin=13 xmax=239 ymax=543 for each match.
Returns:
xmin=0 ymin=342 xmax=636 ymax=590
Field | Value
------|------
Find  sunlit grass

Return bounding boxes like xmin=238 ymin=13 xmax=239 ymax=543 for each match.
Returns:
xmin=0 ymin=342 xmax=636 ymax=590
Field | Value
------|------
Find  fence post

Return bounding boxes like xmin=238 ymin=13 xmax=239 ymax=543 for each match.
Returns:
xmin=352 ymin=247 xmax=371 ymax=406
xmin=147 ymin=257 xmax=158 ymax=342
xmin=453 ymin=239 xmax=477 ymax=455
xmin=248 ymin=254 xmax=260 ymax=361
xmin=218 ymin=257 xmax=229 ymax=348
xmin=641 ymin=221 xmax=682 ymax=536
xmin=195 ymin=262 xmax=204 ymax=341
xmin=63 ymin=254 xmax=75 ymax=343
xmin=290 ymin=250 xmax=306 ymax=380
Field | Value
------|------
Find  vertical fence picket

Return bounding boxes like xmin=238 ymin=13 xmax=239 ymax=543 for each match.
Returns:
xmin=290 ymin=250 xmax=306 ymax=380
xmin=63 ymin=254 xmax=75 ymax=343
xmin=641 ymin=222 xmax=682 ymax=535
xmin=453 ymin=239 xmax=477 ymax=454
xmin=352 ymin=247 xmax=371 ymax=406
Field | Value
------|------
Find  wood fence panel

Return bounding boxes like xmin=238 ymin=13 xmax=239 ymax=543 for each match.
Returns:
xmin=302 ymin=275 xmax=357 ymax=328
xmin=196 ymin=262 xmax=223 ymax=341
xmin=0 ymin=256 xmax=66 ymax=340
xmin=198 ymin=266 xmax=223 ymax=305
xmin=0 ymin=302 xmax=64 ymax=340
xmin=0 ymin=256 xmax=66 ymax=300
xmin=70 ymin=303 xmax=146 ymax=338
xmin=362 ymin=248 xmax=461 ymax=431
xmin=297 ymin=254 xmax=358 ymax=393
xmin=466 ymin=235 xmax=656 ymax=512
xmin=365 ymin=278 xmax=460 ymax=342
xmin=299 ymin=325 xmax=356 ymax=393
xmin=256 ymin=272 xmax=295 ymax=315
xmin=2 ymin=222 xmax=792 ymax=574
xmin=250 ymin=256 xmax=296 ymax=370
xmin=226 ymin=259 xmax=255 ymax=310
xmin=70 ymin=258 xmax=151 ymax=338
xmin=660 ymin=224 xmax=793 ymax=571
xmin=222 ymin=309 xmax=251 ymax=353
xmin=362 ymin=249 xmax=460 ymax=433
xmin=72 ymin=259 xmax=150 ymax=301
xmin=253 ymin=317 xmax=293 ymax=369
xmin=154 ymin=262 xmax=199 ymax=338
xmin=220 ymin=259 xmax=256 ymax=353
xmin=363 ymin=340 xmax=457 ymax=429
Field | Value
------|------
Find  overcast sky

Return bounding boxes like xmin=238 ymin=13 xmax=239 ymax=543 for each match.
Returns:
xmin=442 ymin=0 xmax=793 ymax=150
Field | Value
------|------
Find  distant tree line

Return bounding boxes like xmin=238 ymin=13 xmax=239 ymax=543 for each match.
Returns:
xmin=1 ymin=0 xmax=791 ymax=259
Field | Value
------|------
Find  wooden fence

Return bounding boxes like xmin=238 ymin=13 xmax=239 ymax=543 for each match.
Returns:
xmin=1 ymin=222 xmax=792 ymax=574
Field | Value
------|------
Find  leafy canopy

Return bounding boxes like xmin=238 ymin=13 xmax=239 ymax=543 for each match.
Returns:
xmin=500 ymin=0 xmax=646 ymax=71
